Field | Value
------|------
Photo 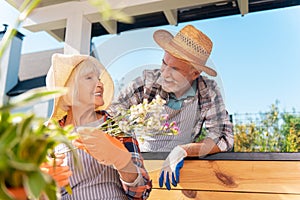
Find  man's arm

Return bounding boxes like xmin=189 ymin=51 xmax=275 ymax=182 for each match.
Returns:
xmin=181 ymin=137 xmax=221 ymax=157
xmin=200 ymin=78 xmax=234 ymax=152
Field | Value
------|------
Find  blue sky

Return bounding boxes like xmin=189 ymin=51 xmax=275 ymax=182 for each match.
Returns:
xmin=1 ymin=1 xmax=300 ymax=115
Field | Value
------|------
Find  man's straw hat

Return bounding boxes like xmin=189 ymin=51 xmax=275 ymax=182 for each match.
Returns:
xmin=153 ymin=25 xmax=217 ymax=77
xmin=46 ymin=53 xmax=114 ymax=121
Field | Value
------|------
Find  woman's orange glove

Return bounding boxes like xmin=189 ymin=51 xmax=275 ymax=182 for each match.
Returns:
xmin=76 ymin=127 xmax=132 ymax=170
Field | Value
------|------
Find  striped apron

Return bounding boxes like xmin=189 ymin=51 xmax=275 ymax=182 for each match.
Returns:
xmin=139 ymin=95 xmax=199 ymax=152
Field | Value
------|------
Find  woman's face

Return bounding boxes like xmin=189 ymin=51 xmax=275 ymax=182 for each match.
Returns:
xmin=76 ymin=70 xmax=104 ymax=108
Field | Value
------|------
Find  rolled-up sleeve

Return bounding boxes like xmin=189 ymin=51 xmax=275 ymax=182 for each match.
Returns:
xmin=202 ymin=78 xmax=234 ymax=151
xmin=119 ymin=137 xmax=152 ymax=199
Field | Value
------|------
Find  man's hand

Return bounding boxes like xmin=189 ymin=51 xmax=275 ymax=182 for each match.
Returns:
xmin=159 ymin=146 xmax=187 ymax=190
xmin=76 ymin=127 xmax=132 ymax=170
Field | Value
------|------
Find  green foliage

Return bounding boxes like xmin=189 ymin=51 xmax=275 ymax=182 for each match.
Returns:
xmin=0 ymin=89 xmax=77 ymax=200
xmin=234 ymin=102 xmax=300 ymax=152
xmin=195 ymin=127 xmax=207 ymax=142
xmin=88 ymin=0 xmax=133 ymax=23
xmin=0 ymin=0 xmax=41 ymax=58
xmin=0 ymin=0 xmax=133 ymax=199
xmin=281 ymin=111 xmax=300 ymax=152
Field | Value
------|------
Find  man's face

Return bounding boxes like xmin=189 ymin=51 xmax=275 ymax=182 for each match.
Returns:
xmin=160 ymin=52 xmax=199 ymax=98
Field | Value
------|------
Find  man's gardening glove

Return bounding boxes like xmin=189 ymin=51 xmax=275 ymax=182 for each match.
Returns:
xmin=159 ymin=146 xmax=187 ymax=190
xmin=76 ymin=127 xmax=132 ymax=170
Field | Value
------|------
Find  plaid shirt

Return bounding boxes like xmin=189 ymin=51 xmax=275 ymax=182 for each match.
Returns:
xmin=58 ymin=111 xmax=152 ymax=200
xmin=108 ymin=69 xmax=234 ymax=152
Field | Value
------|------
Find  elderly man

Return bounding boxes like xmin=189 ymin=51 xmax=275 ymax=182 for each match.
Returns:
xmin=108 ymin=25 xmax=234 ymax=190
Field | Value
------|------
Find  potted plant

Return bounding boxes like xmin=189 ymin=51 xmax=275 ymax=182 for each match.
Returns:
xmin=0 ymin=88 xmax=77 ymax=200
xmin=1 ymin=1 xmax=77 ymax=197
xmin=0 ymin=1 xmax=132 ymax=199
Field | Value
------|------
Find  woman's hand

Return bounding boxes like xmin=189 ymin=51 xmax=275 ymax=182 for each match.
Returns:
xmin=76 ymin=127 xmax=132 ymax=170
xmin=40 ymin=153 xmax=72 ymax=187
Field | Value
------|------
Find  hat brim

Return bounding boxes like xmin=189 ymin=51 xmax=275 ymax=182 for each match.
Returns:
xmin=153 ymin=29 xmax=217 ymax=77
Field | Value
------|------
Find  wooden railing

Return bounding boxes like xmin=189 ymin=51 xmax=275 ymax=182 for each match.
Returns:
xmin=142 ymin=152 xmax=300 ymax=200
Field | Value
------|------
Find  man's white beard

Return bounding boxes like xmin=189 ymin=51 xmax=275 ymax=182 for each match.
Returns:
xmin=162 ymin=78 xmax=191 ymax=97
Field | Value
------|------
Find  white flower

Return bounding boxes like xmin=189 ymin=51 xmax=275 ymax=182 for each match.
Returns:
xmin=97 ymin=96 xmax=179 ymax=138
xmin=118 ymin=121 xmax=130 ymax=133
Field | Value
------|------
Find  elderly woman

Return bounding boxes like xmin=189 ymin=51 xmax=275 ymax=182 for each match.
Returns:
xmin=46 ymin=53 xmax=152 ymax=200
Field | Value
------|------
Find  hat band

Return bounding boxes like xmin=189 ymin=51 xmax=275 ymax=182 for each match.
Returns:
xmin=169 ymin=39 xmax=208 ymax=66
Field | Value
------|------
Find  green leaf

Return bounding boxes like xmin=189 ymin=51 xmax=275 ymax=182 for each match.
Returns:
xmin=17 ymin=114 xmax=35 ymax=138
xmin=18 ymin=0 xmax=32 ymax=12
xmin=0 ymin=112 xmax=13 ymax=137
xmin=8 ymin=159 xmax=37 ymax=171
xmin=23 ymin=171 xmax=46 ymax=199
xmin=19 ymin=0 xmax=41 ymax=21
xmin=0 ymin=87 xmax=67 ymax=111
xmin=0 ymin=155 xmax=8 ymax=171
xmin=0 ymin=28 xmax=17 ymax=59
xmin=65 ymin=184 xmax=72 ymax=195
xmin=0 ymin=177 xmax=14 ymax=200
xmin=43 ymin=179 xmax=59 ymax=200
xmin=87 ymin=0 xmax=133 ymax=23
xmin=0 ymin=125 xmax=18 ymax=150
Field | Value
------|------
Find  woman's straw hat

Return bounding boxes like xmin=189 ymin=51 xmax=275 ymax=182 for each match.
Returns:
xmin=153 ymin=25 xmax=217 ymax=77
xmin=46 ymin=53 xmax=114 ymax=121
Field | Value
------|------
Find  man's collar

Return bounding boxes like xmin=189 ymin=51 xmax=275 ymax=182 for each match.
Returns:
xmin=170 ymin=80 xmax=197 ymax=100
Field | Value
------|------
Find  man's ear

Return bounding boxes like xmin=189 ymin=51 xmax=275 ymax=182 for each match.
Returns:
xmin=191 ymin=69 xmax=200 ymax=80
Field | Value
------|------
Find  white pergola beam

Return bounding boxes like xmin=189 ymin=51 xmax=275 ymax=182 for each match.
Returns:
xmin=46 ymin=29 xmax=65 ymax=42
xmin=100 ymin=20 xmax=117 ymax=34
xmin=120 ymin=0 xmax=221 ymax=16
xmin=18 ymin=0 xmax=225 ymax=54
xmin=237 ymin=0 xmax=249 ymax=16
xmin=64 ymin=14 xmax=91 ymax=54
xmin=23 ymin=0 xmax=223 ymax=32
xmin=163 ymin=9 xmax=177 ymax=25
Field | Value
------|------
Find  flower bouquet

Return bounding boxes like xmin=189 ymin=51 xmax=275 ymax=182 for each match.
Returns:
xmin=97 ymin=95 xmax=179 ymax=139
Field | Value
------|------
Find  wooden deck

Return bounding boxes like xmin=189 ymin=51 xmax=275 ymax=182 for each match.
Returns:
xmin=142 ymin=152 xmax=300 ymax=200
